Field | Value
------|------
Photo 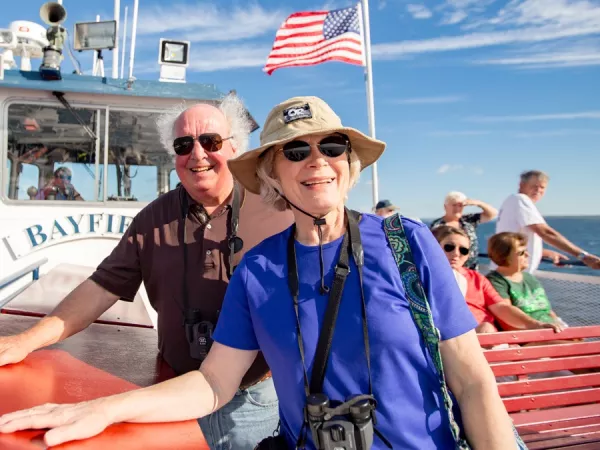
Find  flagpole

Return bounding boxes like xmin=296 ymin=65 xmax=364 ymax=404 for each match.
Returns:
xmin=359 ymin=0 xmax=379 ymax=207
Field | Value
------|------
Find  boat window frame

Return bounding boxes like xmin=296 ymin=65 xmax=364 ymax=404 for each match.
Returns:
xmin=1 ymin=98 xmax=174 ymax=207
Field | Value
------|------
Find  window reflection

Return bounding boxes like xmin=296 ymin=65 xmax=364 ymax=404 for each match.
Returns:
xmin=6 ymin=103 xmax=99 ymax=201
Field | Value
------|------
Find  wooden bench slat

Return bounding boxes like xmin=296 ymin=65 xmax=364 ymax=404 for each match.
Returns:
xmin=491 ymin=355 xmax=600 ymax=376
xmin=526 ymin=432 xmax=600 ymax=450
xmin=522 ymin=424 xmax=600 ymax=443
xmin=520 ymin=416 xmax=600 ymax=434
xmin=478 ymin=326 xmax=600 ymax=347
xmin=485 ymin=342 xmax=600 ymax=363
xmin=504 ymin=388 xmax=600 ymax=413
xmin=498 ymin=374 xmax=600 ymax=397
xmin=512 ymin=403 xmax=600 ymax=427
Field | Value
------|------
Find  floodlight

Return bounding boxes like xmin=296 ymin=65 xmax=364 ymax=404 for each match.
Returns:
xmin=0 ymin=30 xmax=17 ymax=49
xmin=159 ymin=39 xmax=189 ymax=66
xmin=73 ymin=20 xmax=117 ymax=51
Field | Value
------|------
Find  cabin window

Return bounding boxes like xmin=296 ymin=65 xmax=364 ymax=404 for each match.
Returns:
xmin=5 ymin=103 xmax=102 ymax=202
xmin=4 ymin=103 xmax=174 ymax=203
xmin=105 ymin=110 xmax=173 ymax=202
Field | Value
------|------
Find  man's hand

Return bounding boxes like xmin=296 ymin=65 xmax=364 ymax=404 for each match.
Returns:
xmin=545 ymin=250 xmax=570 ymax=266
xmin=0 ymin=400 xmax=112 ymax=447
xmin=463 ymin=199 xmax=479 ymax=207
xmin=0 ymin=335 xmax=34 ymax=367
xmin=582 ymin=253 xmax=600 ymax=270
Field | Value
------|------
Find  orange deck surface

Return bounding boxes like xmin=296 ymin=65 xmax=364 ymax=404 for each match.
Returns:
xmin=0 ymin=314 xmax=208 ymax=449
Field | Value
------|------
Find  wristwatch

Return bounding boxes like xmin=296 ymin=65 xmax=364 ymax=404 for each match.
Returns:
xmin=577 ymin=251 xmax=589 ymax=261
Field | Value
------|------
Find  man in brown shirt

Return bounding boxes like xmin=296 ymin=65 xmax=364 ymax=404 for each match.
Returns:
xmin=0 ymin=95 xmax=293 ymax=449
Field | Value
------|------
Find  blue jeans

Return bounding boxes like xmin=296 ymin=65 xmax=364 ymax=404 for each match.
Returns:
xmin=198 ymin=377 xmax=280 ymax=450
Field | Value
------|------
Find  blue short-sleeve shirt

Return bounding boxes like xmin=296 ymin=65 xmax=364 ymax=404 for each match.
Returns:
xmin=213 ymin=215 xmax=477 ymax=449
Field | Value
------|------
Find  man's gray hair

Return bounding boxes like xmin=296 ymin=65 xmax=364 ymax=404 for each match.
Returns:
xmin=156 ymin=93 xmax=252 ymax=156
xmin=520 ymin=170 xmax=549 ymax=183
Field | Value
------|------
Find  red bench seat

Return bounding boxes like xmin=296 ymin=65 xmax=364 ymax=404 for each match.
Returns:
xmin=479 ymin=326 xmax=600 ymax=450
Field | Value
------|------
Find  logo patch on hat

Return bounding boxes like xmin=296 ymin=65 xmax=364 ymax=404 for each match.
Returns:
xmin=283 ymin=104 xmax=312 ymax=124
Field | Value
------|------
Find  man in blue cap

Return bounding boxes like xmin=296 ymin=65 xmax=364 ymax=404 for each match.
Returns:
xmin=374 ymin=199 xmax=398 ymax=218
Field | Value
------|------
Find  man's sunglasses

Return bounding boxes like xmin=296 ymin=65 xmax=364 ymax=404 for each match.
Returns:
xmin=173 ymin=133 xmax=233 ymax=156
xmin=59 ymin=175 xmax=72 ymax=181
xmin=444 ymin=244 xmax=470 ymax=256
xmin=281 ymin=134 xmax=350 ymax=162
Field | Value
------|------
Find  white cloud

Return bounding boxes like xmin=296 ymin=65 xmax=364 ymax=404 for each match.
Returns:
xmin=372 ymin=0 xmax=600 ymax=60
xmin=467 ymin=111 xmax=600 ymax=122
xmin=511 ymin=129 xmax=600 ymax=137
xmin=406 ymin=4 xmax=433 ymax=19
xmin=137 ymin=3 xmax=286 ymax=43
xmin=428 ymin=130 xmax=490 ymax=136
xmin=393 ymin=95 xmax=465 ymax=104
xmin=136 ymin=44 xmax=270 ymax=73
xmin=437 ymin=164 xmax=464 ymax=174
xmin=441 ymin=10 xmax=469 ymax=25
xmin=437 ymin=164 xmax=484 ymax=175
xmin=473 ymin=40 xmax=600 ymax=68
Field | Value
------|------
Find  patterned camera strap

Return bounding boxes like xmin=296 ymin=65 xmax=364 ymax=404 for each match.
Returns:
xmin=382 ymin=214 xmax=527 ymax=450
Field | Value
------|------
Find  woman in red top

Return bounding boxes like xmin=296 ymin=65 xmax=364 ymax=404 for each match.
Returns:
xmin=432 ymin=226 xmax=560 ymax=334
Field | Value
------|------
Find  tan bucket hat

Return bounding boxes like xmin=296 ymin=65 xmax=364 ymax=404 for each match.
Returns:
xmin=227 ymin=96 xmax=386 ymax=195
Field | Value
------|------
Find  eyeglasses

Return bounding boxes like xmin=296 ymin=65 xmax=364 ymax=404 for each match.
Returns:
xmin=443 ymin=244 xmax=469 ymax=256
xmin=281 ymin=134 xmax=350 ymax=162
xmin=173 ymin=133 xmax=233 ymax=156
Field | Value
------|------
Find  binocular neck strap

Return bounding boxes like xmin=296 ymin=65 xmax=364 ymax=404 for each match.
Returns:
xmin=179 ymin=184 xmax=242 ymax=315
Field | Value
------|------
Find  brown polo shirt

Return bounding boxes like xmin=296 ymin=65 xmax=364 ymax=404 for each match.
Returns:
xmin=89 ymin=185 xmax=293 ymax=386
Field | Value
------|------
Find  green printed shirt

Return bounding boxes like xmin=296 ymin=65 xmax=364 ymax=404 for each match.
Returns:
xmin=486 ymin=271 xmax=554 ymax=323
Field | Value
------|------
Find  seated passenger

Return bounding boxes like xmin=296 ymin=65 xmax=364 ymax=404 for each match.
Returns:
xmin=432 ymin=225 xmax=561 ymax=334
xmin=36 ymin=167 xmax=83 ymax=201
xmin=487 ymin=232 xmax=567 ymax=330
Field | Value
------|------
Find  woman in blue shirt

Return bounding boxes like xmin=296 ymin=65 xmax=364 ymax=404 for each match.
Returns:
xmin=0 ymin=97 xmax=519 ymax=450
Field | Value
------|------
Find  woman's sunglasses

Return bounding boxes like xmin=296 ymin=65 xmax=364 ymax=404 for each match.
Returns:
xmin=281 ymin=134 xmax=350 ymax=162
xmin=443 ymin=244 xmax=470 ymax=256
xmin=173 ymin=133 xmax=233 ymax=156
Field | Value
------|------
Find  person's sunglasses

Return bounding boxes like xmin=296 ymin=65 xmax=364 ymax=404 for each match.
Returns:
xmin=443 ymin=244 xmax=469 ymax=256
xmin=59 ymin=175 xmax=72 ymax=181
xmin=281 ymin=134 xmax=350 ymax=162
xmin=173 ymin=133 xmax=233 ymax=156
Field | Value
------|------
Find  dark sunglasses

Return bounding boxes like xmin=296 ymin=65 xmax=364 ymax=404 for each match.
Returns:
xmin=59 ymin=175 xmax=72 ymax=181
xmin=281 ymin=134 xmax=350 ymax=162
xmin=443 ymin=244 xmax=469 ymax=256
xmin=173 ymin=133 xmax=233 ymax=156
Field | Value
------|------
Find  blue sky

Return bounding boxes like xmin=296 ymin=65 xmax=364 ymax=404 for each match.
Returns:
xmin=4 ymin=0 xmax=600 ymax=218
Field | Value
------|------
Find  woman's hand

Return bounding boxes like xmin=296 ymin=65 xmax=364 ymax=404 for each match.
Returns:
xmin=0 ymin=399 xmax=112 ymax=447
xmin=530 ymin=320 xmax=564 ymax=333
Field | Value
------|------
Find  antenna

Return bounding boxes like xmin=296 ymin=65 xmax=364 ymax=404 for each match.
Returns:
xmin=128 ymin=0 xmax=139 ymax=80
xmin=120 ymin=6 xmax=128 ymax=79
xmin=112 ymin=0 xmax=119 ymax=78
xmin=92 ymin=15 xmax=99 ymax=73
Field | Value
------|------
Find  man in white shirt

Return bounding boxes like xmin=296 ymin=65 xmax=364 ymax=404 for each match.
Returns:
xmin=494 ymin=170 xmax=600 ymax=273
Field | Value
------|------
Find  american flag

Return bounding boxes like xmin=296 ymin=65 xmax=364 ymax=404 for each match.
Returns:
xmin=263 ymin=5 xmax=365 ymax=75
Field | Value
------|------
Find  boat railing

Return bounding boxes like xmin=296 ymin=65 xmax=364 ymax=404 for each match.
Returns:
xmin=0 ymin=258 xmax=48 ymax=308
